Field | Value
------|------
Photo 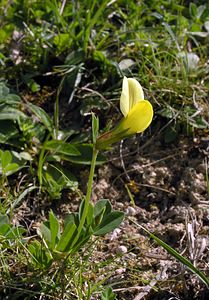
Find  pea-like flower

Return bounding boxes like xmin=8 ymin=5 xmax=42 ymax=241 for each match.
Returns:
xmin=96 ymin=76 xmax=153 ymax=149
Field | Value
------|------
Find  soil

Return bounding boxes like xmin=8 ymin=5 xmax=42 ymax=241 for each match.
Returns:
xmin=88 ymin=130 xmax=209 ymax=299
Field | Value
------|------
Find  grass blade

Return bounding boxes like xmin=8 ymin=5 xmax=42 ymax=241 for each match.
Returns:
xmin=133 ymin=221 xmax=209 ymax=288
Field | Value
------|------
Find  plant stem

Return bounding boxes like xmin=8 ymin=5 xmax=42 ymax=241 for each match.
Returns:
xmin=38 ymin=134 xmax=50 ymax=187
xmin=54 ymin=77 xmax=65 ymax=139
xmin=73 ymin=147 xmax=98 ymax=245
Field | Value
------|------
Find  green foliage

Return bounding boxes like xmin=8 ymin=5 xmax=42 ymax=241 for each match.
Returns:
xmin=101 ymin=287 xmax=117 ymax=300
xmin=1 ymin=0 xmax=208 ymax=136
xmin=0 ymin=82 xmax=106 ymax=198
xmin=0 ymin=150 xmax=22 ymax=176
xmin=27 ymin=240 xmax=52 ymax=269
xmin=37 ymin=200 xmax=124 ymax=258
xmin=0 ymin=214 xmax=25 ymax=243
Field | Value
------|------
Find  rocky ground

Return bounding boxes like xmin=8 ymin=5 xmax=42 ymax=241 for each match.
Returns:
xmin=87 ymin=130 xmax=209 ymax=299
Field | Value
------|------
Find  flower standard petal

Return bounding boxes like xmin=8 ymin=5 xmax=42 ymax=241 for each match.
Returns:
xmin=120 ymin=76 xmax=129 ymax=117
xmin=120 ymin=77 xmax=144 ymax=117
xmin=127 ymin=78 xmax=144 ymax=110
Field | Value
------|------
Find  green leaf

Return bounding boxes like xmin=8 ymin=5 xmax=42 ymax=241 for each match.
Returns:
xmin=70 ymin=229 xmax=92 ymax=254
xmin=204 ymin=21 xmax=209 ymax=32
xmin=94 ymin=211 xmax=124 ymax=236
xmin=27 ymin=79 xmax=40 ymax=92
xmin=54 ymin=33 xmax=70 ymax=53
xmin=0 ymin=150 xmax=25 ymax=176
xmin=64 ymin=213 xmax=77 ymax=227
xmin=40 ymin=222 xmax=51 ymax=245
xmin=1 ymin=150 xmax=12 ymax=169
xmin=0 ymin=120 xmax=19 ymax=143
xmin=78 ymin=200 xmax=94 ymax=228
xmin=0 ymin=82 xmax=21 ymax=105
xmin=65 ymin=49 xmax=85 ymax=65
xmin=28 ymin=240 xmax=52 ymax=269
xmin=201 ymin=7 xmax=209 ymax=22
xmin=1 ymin=94 xmax=21 ymax=105
xmin=158 ymin=107 xmax=175 ymax=119
xmin=0 ymin=224 xmax=11 ymax=236
xmin=94 ymin=199 xmax=112 ymax=218
xmin=27 ymin=102 xmax=53 ymax=133
xmin=86 ymin=203 xmax=94 ymax=226
xmin=4 ymin=163 xmax=20 ymax=174
xmin=18 ymin=116 xmax=47 ymax=143
xmin=43 ymin=172 xmax=63 ymax=199
xmin=93 ymin=199 xmax=112 ymax=227
xmin=44 ymin=140 xmax=80 ymax=156
xmin=0 ymin=82 xmax=9 ymax=97
xmin=0 ymin=221 xmax=25 ymax=240
xmin=92 ymin=112 xmax=99 ymax=144
xmin=78 ymin=201 xmax=93 ymax=227
xmin=188 ymin=115 xmax=208 ymax=129
xmin=189 ymin=3 xmax=197 ymax=19
xmin=43 ymin=163 xmax=78 ymax=193
xmin=197 ymin=5 xmax=206 ymax=19
xmin=0 ymin=106 xmax=26 ymax=120
xmin=101 ymin=287 xmax=117 ymax=300
xmin=9 ymin=186 xmax=37 ymax=212
xmin=0 ymin=214 xmax=9 ymax=225
xmin=12 ymin=151 xmax=32 ymax=161
xmin=5 ymin=227 xmax=26 ymax=239
xmin=78 ymin=200 xmax=85 ymax=222
xmin=61 ymin=144 xmax=106 ymax=165
xmin=49 ymin=211 xmax=60 ymax=249
xmin=56 ymin=221 xmax=77 ymax=252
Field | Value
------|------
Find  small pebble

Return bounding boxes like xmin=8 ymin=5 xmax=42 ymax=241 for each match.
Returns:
xmin=117 ymin=202 xmax=124 ymax=209
xmin=115 ymin=268 xmax=126 ymax=275
xmin=126 ymin=252 xmax=137 ymax=259
xmin=126 ymin=206 xmax=136 ymax=216
xmin=108 ymin=228 xmax=121 ymax=241
xmin=117 ymin=245 xmax=128 ymax=254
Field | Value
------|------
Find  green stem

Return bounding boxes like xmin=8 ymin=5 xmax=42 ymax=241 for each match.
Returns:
xmin=38 ymin=134 xmax=50 ymax=187
xmin=38 ymin=147 xmax=45 ymax=187
xmin=73 ymin=147 xmax=98 ymax=245
xmin=54 ymin=77 xmax=65 ymax=139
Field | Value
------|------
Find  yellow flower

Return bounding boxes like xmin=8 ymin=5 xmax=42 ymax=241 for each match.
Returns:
xmin=118 ymin=76 xmax=153 ymax=134
xmin=96 ymin=76 xmax=153 ymax=150
xmin=120 ymin=77 xmax=144 ymax=117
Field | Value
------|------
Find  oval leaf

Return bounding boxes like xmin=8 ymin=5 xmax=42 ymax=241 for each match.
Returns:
xmin=94 ymin=211 xmax=124 ymax=236
xmin=44 ymin=140 xmax=80 ymax=156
